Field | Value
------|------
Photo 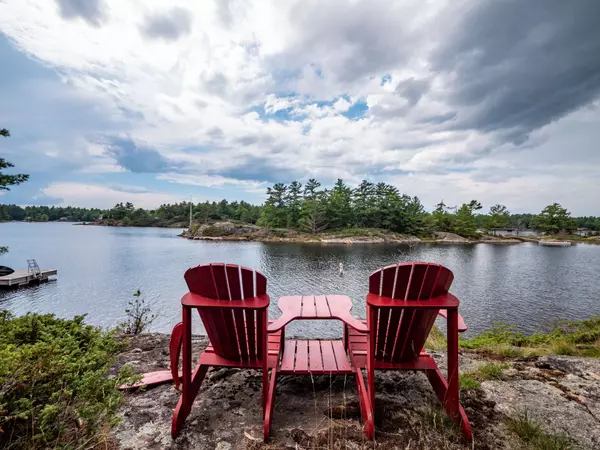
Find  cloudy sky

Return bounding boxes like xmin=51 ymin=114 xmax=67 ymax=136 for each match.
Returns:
xmin=1 ymin=0 xmax=599 ymax=214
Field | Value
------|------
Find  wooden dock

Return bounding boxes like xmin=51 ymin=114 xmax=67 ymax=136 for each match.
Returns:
xmin=0 ymin=269 xmax=58 ymax=288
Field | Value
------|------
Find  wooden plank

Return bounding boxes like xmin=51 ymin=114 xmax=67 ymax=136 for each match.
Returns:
xmin=309 ymin=341 xmax=323 ymax=372
xmin=294 ymin=340 xmax=309 ymax=372
xmin=184 ymin=265 xmax=217 ymax=298
xmin=198 ymin=309 xmax=224 ymax=357
xmin=256 ymin=310 xmax=265 ymax=360
xmin=368 ymin=269 xmax=381 ymax=294
xmin=246 ymin=309 xmax=256 ymax=360
xmin=375 ymin=309 xmax=389 ymax=359
xmin=255 ymin=271 xmax=267 ymax=295
xmin=433 ymin=267 xmax=453 ymax=297
xmin=320 ymin=340 xmax=338 ymax=372
xmin=210 ymin=264 xmax=230 ymax=300
xmin=280 ymin=340 xmax=296 ymax=372
xmin=315 ymin=295 xmax=330 ymax=317
xmin=418 ymin=264 xmax=441 ymax=299
xmin=407 ymin=264 xmax=428 ymax=299
xmin=394 ymin=264 xmax=414 ymax=299
xmin=384 ymin=309 xmax=403 ymax=362
xmin=226 ymin=265 xmax=242 ymax=300
xmin=332 ymin=341 xmax=351 ymax=372
xmin=233 ymin=310 xmax=248 ymax=360
xmin=240 ymin=266 xmax=254 ymax=298
xmin=381 ymin=265 xmax=397 ymax=297
xmin=392 ymin=310 xmax=416 ymax=362
xmin=400 ymin=309 xmax=438 ymax=360
xmin=301 ymin=296 xmax=316 ymax=317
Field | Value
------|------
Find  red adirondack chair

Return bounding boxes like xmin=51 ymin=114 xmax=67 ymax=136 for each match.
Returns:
xmin=169 ymin=263 xmax=283 ymax=440
xmin=346 ymin=262 xmax=471 ymax=441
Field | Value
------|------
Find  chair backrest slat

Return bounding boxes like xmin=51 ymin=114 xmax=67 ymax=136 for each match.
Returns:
xmin=241 ymin=267 xmax=255 ymax=298
xmin=368 ymin=262 xmax=454 ymax=363
xmin=184 ymin=263 xmax=267 ymax=361
xmin=226 ymin=264 xmax=243 ymax=300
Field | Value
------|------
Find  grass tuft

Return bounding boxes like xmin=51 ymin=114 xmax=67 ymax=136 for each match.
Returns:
xmin=474 ymin=362 xmax=509 ymax=380
xmin=459 ymin=374 xmax=481 ymax=390
xmin=507 ymin=410 xmax=573 ymax=450
xmin=425 ymin=325 xmax=447 ymax=350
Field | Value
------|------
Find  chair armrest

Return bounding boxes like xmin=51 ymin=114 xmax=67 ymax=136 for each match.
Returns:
xmin=437 ymin=309 xmax=468 ymax=332
xmin=181 ymin=292 xmax=270 ymax=309
xmin=366 ymin=292 xmax=460 ymax=309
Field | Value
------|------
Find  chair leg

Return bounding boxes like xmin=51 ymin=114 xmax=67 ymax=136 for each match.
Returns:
xmin=349 ymin=350 xmax=374 ymax=440
xmin=171 ymin=363 xmax=208 ymax=438
xmin=426 ymin=368 xmax=472 ymax=441
xmin=446 ymin=309 xmax=460 ymax=421
xmin=264 ymin=368 xmax=278 ymax=441
xmin=354 ymin=368 xmax=374 ymax=439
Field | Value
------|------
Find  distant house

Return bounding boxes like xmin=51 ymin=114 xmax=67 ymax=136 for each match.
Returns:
xmin=576 ymin=227 xmax=592 ymax=237
xmin=488 ymin=227 xmax=536 ymax=237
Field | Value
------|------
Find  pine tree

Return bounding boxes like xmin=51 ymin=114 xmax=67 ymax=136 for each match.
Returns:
xmin=1 ymin=128 xmax=29 ymax=191
xmin=299 ymin=199 xmax=328 ymax=233
xmin=286 ymin=181 xmax=303 ymax=228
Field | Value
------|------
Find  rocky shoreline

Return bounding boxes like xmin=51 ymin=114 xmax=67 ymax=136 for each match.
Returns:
xmin=179 ymin=222 xmax=528 ymax=245
xmin=112 ymin=333 xmax=600 ymax=449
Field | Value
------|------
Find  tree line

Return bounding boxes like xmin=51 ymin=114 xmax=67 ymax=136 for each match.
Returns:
xmin=2 ymin=180 xmax=600 ymax=236
xmin=256 ymin=179 xmax=597 ymax=236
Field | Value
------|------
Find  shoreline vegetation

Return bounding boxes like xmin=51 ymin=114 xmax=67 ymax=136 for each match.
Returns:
xmin=2 ymin=178 xmax=600 ymax=240
xmin=2 ymin=310 xmax=598 ymax=449
xmin=179 ymin=220 xmax=600 ymax=244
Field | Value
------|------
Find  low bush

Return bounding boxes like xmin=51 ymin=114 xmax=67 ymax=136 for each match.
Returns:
xmin=202 ymin=225 xmax=231 ymax=237
xmin=118 ymin=289 xmax=157 ymax=335
xmin=0 ymin=311 xmax=133 ymax=449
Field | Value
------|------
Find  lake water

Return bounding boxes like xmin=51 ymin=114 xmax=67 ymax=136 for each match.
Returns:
xmin=1 ymin=222 xmax=599 ymax=338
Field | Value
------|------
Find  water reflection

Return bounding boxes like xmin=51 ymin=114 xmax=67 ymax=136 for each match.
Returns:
xmin=1 ymin=222 xmax=599 ymax=338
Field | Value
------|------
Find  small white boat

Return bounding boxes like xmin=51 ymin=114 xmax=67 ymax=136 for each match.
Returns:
xmin=538 ymin=240 xmax=571 ymax=247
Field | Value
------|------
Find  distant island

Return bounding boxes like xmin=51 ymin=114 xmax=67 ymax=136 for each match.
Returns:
xmin=2 ymin=178 xmax=599 ymax=244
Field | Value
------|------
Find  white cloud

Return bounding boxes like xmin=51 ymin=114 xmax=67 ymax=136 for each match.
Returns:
xmin=41 ymin=182 xmax=181 ymax=209
xmin=0 ymin=0 xmax=599 ymax=213
xmin=157 ymin=173 xmax=267 ymax=193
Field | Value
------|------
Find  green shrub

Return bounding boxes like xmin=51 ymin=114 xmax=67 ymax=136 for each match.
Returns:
xmin=202 ymin=225 xmax=231 ymax=237
xmin=190 ymin=223 xmax=200 ymax=234
xmin=0 ymin=311 xmax=133 ymax=449
xmin=118 ymin=289 xmax=156 ymax=335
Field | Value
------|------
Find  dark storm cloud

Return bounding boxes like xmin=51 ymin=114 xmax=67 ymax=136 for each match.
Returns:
xmin=105 ymin=138 xmax=175 ymax=173
xmin=140 ymin=7 xmax=193 ymax=41
xmin=56 ymin=0 xmax=105 ymax=27
xmin=276 ymin=0 xmax=416 ymax=84
xmin=419 ymin=112 xmax=458 ymax=125
xmin=394 ymin=77 xmax=430 ymax=107
xmin=433 ymin=0 xmax=600 ymax=139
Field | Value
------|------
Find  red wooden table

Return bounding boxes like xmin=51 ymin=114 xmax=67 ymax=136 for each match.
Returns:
xmin=268 ymin=295 xmax=367 ymax=375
